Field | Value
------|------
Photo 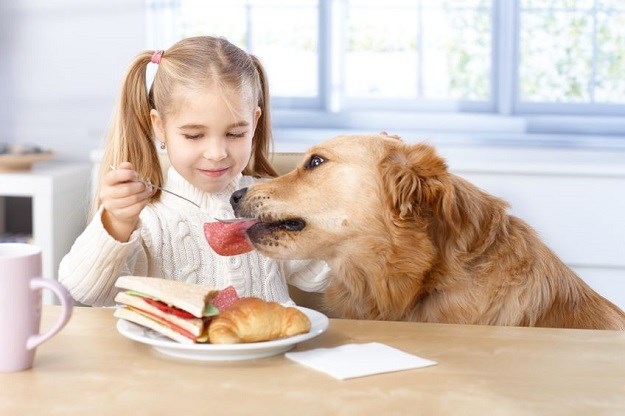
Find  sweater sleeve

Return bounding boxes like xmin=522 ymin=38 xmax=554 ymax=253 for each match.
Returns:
xmin=282 ymin=259 xmax=331 ymax=293
xmin=57 ymin=206 xmax=147 ymax=306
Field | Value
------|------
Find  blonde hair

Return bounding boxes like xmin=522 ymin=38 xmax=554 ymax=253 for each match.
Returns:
xmin=97 ymin=36 xmax=277 ymax=209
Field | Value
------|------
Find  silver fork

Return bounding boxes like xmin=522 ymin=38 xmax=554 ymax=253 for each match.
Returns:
xmin=109 ymin=165 xmax=253 ymax=223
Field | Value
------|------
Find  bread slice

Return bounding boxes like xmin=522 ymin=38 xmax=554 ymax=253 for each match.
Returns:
xmin=114 ymin=291 xmax=204 ymax=337
xmin=114 ymin=307 xmax=194 ymax=344
xmin=115 ymin=276 xmax=216 ymax=318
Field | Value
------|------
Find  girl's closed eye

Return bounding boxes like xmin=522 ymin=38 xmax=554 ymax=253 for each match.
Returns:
xmin=183 ymin=133 xmax=203 ymax=140
xmin=227 ymin=131 xmax=247 ymax=138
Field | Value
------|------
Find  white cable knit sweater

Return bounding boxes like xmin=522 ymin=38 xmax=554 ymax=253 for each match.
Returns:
xmin=58 ymin=168 xmax=330 ymax=307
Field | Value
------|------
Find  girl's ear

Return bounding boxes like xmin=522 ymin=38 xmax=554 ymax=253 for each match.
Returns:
xmin=252 ymin=106 xmax=262 ymax=131
xmin=150 ymin=109 xmax=166 ymax=143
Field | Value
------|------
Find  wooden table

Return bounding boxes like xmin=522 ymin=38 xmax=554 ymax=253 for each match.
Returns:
xmin=1 ymin=306 xmax=624 ymax=415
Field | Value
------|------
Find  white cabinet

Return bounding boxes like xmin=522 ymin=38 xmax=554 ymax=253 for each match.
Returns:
xmin=0 ymin=162 xmax=91 ymax=303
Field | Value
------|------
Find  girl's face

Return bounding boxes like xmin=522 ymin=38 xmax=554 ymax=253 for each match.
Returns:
xmin=151 ymin=86 xmax=261 ymax=194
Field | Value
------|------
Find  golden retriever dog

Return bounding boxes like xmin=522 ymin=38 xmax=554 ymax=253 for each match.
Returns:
xmin=231 ymin=134 xmax=625 ymax=330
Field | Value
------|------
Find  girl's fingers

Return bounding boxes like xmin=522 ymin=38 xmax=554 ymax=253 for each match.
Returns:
xmin=99 ymin=176 xmax=153 ymax=211
xmin=100 ymin=181 xmax=143 ymax=202
xmin=101 ymin=193 xmax=150 ymax=220
xmin=105 ymin=165 xmax=138 ymax=186
xmin=100 ymin=162 xmax=154 ymax=234
xmin=105 ymin=189 xmax=151 ymax=208
xmin=116 ymin=161 xmax=134 ymax=170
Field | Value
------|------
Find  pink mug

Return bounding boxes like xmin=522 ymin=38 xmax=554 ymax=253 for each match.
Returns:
xmin=0 ymin=243 xmax=74 ymax=372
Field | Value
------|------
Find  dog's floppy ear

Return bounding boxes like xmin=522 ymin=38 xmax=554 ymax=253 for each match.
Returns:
xmin=380 ymin=142 xmax=461 ymax=230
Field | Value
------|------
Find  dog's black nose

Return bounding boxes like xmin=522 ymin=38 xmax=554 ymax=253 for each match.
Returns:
xmin=230 ymin=188 xmax=248 ymax=210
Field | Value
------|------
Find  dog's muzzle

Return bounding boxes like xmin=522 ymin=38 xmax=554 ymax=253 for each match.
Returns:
xmin=230 ymin=187 xmax=306 ymax=232
xmin=230 ymin=187 xmax=248 ymax=211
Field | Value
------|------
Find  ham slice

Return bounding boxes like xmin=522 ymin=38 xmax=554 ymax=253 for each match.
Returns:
xmin=211 ymin=286 xmax=240 ymax=311
xmin=204 ymin=220 xmax=258 ymax=256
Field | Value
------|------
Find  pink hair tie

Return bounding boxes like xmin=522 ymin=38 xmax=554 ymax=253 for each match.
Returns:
xmin=151 ymin=50 xmax=164 ymax=64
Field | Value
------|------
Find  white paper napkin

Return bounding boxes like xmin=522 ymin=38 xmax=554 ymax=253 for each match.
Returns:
xmin=285 ymin=342 xmax=437 ymax=380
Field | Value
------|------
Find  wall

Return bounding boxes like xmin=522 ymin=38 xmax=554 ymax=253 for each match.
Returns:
xmin=0 ymin=0 xmax=145 ymax=161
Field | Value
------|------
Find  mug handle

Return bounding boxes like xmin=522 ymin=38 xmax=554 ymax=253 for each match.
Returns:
xmin=26 ymin=278 xmax=74 ymax=350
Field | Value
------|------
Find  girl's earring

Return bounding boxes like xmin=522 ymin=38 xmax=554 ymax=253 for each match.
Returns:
xmin=160 ymin=141 xmax=166 ymax=150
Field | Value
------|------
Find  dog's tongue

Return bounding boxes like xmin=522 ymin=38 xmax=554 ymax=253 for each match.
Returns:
xmin=203 ymin=220 xmax=258 ymax=256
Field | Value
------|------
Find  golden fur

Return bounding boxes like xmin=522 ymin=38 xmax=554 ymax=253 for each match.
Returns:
xmin=232 ymin=134 xmax=625 ymax=330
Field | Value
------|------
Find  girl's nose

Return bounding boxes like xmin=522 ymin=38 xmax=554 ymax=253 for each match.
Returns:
xmin=202 ymin=138 xmax=227 ymax=161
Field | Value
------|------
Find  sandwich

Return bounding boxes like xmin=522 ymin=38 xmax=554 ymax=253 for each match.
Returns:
xmin=114 ymin=275 xmax=312 ymax=345
xmin=113 ymin=275 xmax=239 ymax=344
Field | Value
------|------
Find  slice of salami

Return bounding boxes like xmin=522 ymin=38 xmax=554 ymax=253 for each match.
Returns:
xmin=212 ymin=286 xmax=240 ymax=311
xmin=203 ymin=220 xmax=257 ymax=256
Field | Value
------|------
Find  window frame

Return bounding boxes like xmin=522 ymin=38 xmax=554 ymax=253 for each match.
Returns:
xmin=146 ymin=0 xmax=625 ymax=141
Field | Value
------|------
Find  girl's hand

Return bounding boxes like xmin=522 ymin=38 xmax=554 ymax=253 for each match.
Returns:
xmin=100 ymin=162 xmax=154 ymax=242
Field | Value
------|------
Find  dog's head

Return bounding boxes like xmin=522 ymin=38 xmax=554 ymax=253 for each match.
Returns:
xmin=231 ymin=134 xmax=459 ymax=261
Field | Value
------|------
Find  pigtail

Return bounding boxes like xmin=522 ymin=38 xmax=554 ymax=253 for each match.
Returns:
xmin=97 ymin=51 xmax=163 ymax=211
xmin=246 ymin=54 xmax=278 ymax=178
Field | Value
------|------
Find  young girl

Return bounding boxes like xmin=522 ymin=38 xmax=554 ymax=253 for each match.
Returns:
xmin=58 ymin=36 xmax=329 ymax=307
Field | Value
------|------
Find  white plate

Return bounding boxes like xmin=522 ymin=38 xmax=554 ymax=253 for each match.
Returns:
xmin=116 ymin=306 xmax=329 ymax=361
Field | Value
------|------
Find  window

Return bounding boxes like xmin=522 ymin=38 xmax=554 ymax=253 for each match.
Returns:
xmin=148 ymin=0 xmax=320 ymax=108
xmin=147 ymin=0 xmax=625 ymax=138
xmin=518 ymin=0 xmax=625 ymax=116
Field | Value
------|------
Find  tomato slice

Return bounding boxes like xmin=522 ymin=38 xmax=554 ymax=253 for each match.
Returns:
xmin=143 ymin=298 xmax=197 ymax=319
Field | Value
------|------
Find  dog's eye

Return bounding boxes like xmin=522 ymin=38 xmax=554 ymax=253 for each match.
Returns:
xmin=306 ymin=155 xmax=325 ymax=169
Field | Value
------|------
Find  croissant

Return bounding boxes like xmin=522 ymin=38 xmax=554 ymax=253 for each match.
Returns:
xmin=208 ymin=297 xmax=311 ymax=344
